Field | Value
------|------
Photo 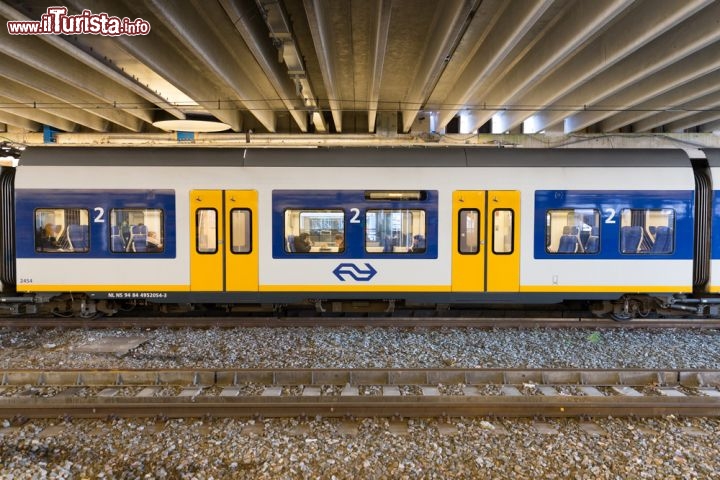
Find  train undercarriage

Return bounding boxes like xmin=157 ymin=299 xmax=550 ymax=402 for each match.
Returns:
xmin=3 ymin=291 xmax=720 ymax=320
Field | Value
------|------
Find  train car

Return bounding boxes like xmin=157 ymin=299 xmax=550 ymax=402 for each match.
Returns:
xmin=0 ymin=146 xmax=716 ymax=319
xmin=706 ymin=149 xmax=720 ymax=297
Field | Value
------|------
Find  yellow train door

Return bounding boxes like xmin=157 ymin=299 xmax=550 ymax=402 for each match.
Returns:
xmin=224 ymin=190 xmax=258 ymax=291
xmin=452 ymin=191 xmax=486 ymax=292
xmin=486 ymin=191 xmax=520 ymax=292
xmin=190 ymin=190 xmax=258 ymax=292
xmin=191 ymin=190 xmax=224 ymax=291
xmin=452 ymin=190 xmax=520 ymax=292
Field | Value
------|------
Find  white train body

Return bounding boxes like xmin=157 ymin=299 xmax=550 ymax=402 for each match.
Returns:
xmin=2 ymin=146 xmax=717 ymax=318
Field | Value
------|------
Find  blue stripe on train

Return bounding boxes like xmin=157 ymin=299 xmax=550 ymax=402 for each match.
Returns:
xmin=713 ymin=191 xmax=720 ymax=260
xmin=534 ymin=190 xmax=694 ymax=260
xmin=272 ymin=190 xmax=438 ymax=259
xmin=15 ymin=189 xmax=176 ymax=259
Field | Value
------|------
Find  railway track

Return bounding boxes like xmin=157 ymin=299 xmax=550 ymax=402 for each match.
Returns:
xmin=1 ymin=368 xmax=719 ymax=420
xmin=2 ymin=315 xmax=720 ymax=329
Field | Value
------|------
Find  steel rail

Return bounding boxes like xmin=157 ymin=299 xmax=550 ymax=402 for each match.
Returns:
xmin=2 ymin=316 xmax=720 ymax=329
xmin=1 ymin=368 xmax=718 ymax=419
xmin=1 ymin=396 xmax=719 ymax=419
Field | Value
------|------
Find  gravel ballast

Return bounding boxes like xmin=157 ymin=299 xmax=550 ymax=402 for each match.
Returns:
xmin=1 ymin=325 xmax=719 ymax=478
xmin=0 ymin=326 xmax=718 ymax=370
xmin=1 ymin=416 xmax=718 ymax=479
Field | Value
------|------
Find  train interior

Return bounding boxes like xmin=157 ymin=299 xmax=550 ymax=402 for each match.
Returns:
xmin=283 ymin=208 xmax=427 ymax=254
xmin=545 ymin=208 xmax=674 ymax=255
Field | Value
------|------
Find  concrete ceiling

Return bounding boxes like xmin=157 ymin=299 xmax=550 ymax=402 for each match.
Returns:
xmin=2 ymin=0 xmax=720 ymax=140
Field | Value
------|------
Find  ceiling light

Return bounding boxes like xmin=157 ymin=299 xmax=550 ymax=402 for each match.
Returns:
xmin=152 ymin=114 xmax=231 ymax=133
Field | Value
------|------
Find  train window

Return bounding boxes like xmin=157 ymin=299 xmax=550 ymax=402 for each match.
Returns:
xmin=492 ymin=209 xmax=514 ymax=254
xmin=284 ymin=209 xmax=344 ymax=253
xmin=110 ymin=208 xmax=165 ymax=253
xmin=196 ymin=209 xmax=217 ymax=254
xmin=230 ymin=209 xmax=251 ymax=254
xmin=365 ymin=209 xmax=426 ymax=253
xmin=545 ymin=209 xmax=600 ymax=254
xmin=619 ymin=209 xmax=675 ymax=254
xmin=459 ymin=209 xmax=480 ymax=254
xmin=35 ymin=208 xmax=90 ymax=253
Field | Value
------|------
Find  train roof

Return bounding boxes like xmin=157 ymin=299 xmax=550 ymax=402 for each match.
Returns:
xmin=704 ymin=149 xmax=720 ymax=167
xmin=17 ymin=146 xmax=692 ymax=168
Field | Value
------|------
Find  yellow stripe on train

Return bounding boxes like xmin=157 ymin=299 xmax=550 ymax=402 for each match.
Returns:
xmin=21 ymin=284 xmax=452 ymax=293
xmin=21 ymin=284 xmax=692 ymax=294
xmin=260 ymin=285 xmax=452 ymax=292
xmin=520 ymin=285 xmax=691 ymax=293
xmin=19 ymin=284 xmax=190 ymax=293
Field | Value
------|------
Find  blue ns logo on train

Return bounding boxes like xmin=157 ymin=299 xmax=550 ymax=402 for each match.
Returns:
xmin=333 ymin=263 xmax=377 ymax=282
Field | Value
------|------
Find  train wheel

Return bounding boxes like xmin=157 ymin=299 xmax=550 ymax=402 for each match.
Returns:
xmin=610 ymin=310 xmax=634 ymax=321
xmin=610 ymin=297 xmax=636 ymax=322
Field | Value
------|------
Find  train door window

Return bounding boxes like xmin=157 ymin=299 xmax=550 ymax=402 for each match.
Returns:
xmin=365 ymin=209 xmax=426 ymax=253
xmin=230 ymin=209 xmax=251 ymax=254
xmin=284 ymin=209 xmax=344 ymax=253
xmin=35 ymin=208 xmax=89 ymax=253
xmin=545 ymin=209 xmax=600 ymax=254
xmin=196 ymin=209 xmax=217 ymax=254
xmin=619 ymin=208 xmax=674 ymax=254
xmin=492 ymin=209 xmax=514 ymax=254
xmin=459 ymin=209 xmax=479 ymax=254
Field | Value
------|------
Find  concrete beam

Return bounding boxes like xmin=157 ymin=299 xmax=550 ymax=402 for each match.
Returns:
xmin=471 ymin=0 xmax=631 ymax=134
xmin=0 ymin=94 xmax=77 ymax=132
xmin=304 ymin=0 xmax=345 ymax=132
xmin=494 ymin=0 xmax=712 ymax=133
xmin=0 ymin=23 xmax=157 ymax=129
xmin=634 ymin=90 xmax=720 ymax=133
xmin=62 ymin=0 xmax=242 ymax=131
xmin=0 ymin=54 xmax=144 ymax=132
xmin=367 ymin=0 xmax=392 ymax=133
xmin=600 ymin=70 xmax=720 ymax=132
xmin=147 ymin=0 xmax=277 ymax=132
xmin=666 ymin=109 xmax=720 ymax=133
xmin=700 ymin=120 xmax=720 ymax=133
xmin=400 ymin=0 xmax=482 ymax=133
xmin=0 ymin=110 xmax=41 ymax=132
xmin=0 ymin=2 xmax=169 ymax=123
xmin=549 ymin=1 xmax=720 ymax=133
xmin=220 ymin=0 xmax=310 ymax=133
xmin=0 ymin=81 xmax=109 ymax=131
xmin=564 ymin=43 xmax=720 ymax=133
xmin=4 ymin=131 xmax=720 ymax=149
xmin=435 ymin=0 xmax=554 ymax=131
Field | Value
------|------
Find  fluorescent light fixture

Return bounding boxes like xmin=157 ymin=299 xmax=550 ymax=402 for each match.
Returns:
xmin=152 ymin=113 xmax=230 ymax=132
xmin=153 ymin=119 xmax=231 ymax=132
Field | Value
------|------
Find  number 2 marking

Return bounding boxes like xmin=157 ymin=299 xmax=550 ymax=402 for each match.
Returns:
xmin=604 ymin=208 xmax=616 ymax=224
xmin=93 ymin=207 xmax=105 ymax=223
xmin=350 ymin=208 xmax=361 ymax=223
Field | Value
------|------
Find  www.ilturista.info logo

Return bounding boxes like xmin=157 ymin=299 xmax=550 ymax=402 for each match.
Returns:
xmin=7 ymin=6 xmax=150 ymax=36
